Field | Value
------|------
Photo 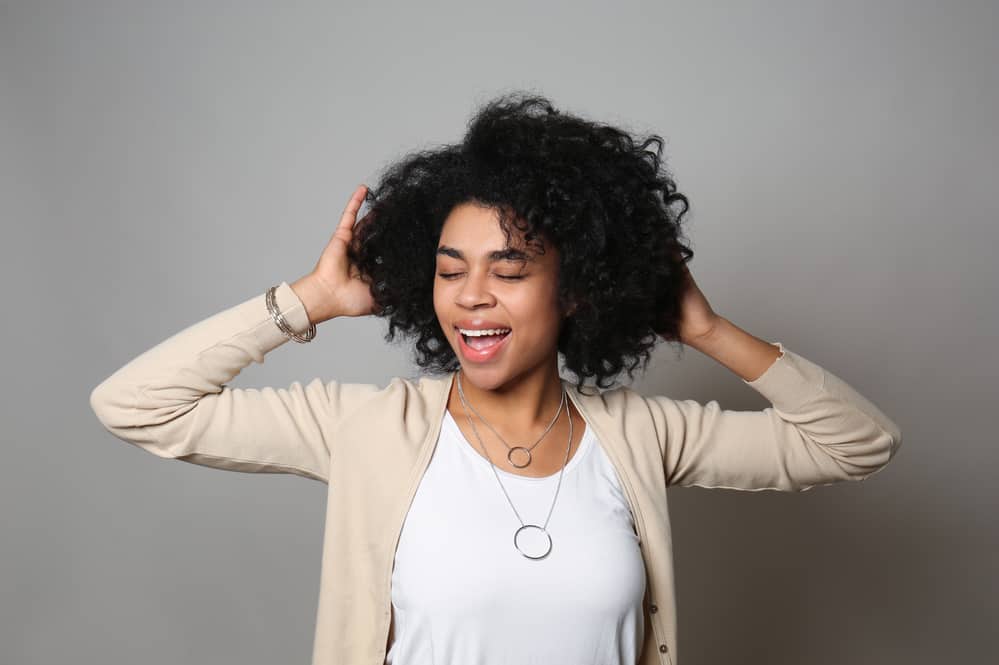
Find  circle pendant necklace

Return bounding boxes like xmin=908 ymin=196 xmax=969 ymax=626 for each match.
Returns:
xmin=458 ymin=374 xmax=566 ymax=468
xmin=455 ymin=369 xmax=574 ymax=560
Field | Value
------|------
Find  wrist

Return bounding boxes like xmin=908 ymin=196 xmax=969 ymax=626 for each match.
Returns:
xmin=683 ymin=315 xmax=726 ymax=351
xmin=290 ymin=275 xmax=339 ymax=324
xmin=685 ymin=316 xmax=783 ymax=382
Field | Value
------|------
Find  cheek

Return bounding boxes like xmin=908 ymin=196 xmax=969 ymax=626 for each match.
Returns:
xmin=515 ymin=291 xmax=562 ymax=333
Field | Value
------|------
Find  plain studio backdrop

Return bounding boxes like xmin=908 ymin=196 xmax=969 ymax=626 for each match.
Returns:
xmin=1 ymin=1 xmax=995 ymax=664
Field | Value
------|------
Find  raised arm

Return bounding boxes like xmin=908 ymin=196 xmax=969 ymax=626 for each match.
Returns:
xmin=645 ymin=257 xmax=903 ymax=491
xmin=88 ymin=281 xmax=382 ymax=483
xmin=89 ymin=184 xmax=385 ymax=483
xmin=649 ymin=319 xmax=902 ymax=491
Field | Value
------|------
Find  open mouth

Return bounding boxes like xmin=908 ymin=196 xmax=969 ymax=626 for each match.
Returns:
xmin=455 ymin=327 xmax=513 ymax=361
xmin=459 ymin=329 xmax=512 ymax=350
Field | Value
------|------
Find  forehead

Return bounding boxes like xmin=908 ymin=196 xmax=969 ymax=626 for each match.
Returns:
xmin=436 ymin=202 xmax=554 ymax=264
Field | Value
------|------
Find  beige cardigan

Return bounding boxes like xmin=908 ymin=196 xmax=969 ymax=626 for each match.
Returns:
xmin=89 ymin=281 xmax=902 ymax=665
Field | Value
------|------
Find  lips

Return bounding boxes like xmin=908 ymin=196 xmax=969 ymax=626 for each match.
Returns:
xmin=456 ymin=327 xmax=512 ymax=362
xmin=462 ymin=329 xmax=510 ymax=349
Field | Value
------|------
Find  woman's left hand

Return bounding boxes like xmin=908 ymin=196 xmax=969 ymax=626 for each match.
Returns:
xmin=675 ymin=260 xmax=722 ymax=345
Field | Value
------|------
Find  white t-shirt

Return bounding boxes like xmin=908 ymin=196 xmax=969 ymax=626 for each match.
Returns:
xmin=386 ymin=409 xmax=647 ymax=665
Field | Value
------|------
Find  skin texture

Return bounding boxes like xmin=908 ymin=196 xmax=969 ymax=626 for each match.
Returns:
xmin=433 ymin=202 xmax=588 ymax=477
xmin=673 ymin=256 xmax=720 ymax=344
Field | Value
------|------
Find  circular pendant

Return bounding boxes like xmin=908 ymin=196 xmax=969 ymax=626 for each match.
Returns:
xmin=514 ymin=524 xmax=552 ymax=560
xmin=507 ymin=446 xmax=532 ymax=468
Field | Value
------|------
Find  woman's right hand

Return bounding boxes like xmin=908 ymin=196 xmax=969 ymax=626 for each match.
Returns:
xmin=292 ymin=184 xmax=380 ymax=323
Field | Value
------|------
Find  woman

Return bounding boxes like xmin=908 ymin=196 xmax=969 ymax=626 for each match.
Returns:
xmin=90 ymin=93 xmax=902 ymax=665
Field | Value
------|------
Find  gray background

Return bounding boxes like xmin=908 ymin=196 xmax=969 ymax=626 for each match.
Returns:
xmin=2 ymin=1 xmax=996 ymax=663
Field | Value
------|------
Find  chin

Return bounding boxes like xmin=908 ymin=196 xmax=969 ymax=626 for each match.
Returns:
xmin=455 ymin=364 xmax=514 ymax=390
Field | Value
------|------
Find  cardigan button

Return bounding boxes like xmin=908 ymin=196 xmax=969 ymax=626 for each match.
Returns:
xmin=650 ymin=604 xmax=658 ymax=613
xmin=659 ymin=644 xmax=668 ymax=653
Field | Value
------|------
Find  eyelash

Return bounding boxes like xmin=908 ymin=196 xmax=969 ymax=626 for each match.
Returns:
xmin=437 ymin=272 xmax=525 ymax=281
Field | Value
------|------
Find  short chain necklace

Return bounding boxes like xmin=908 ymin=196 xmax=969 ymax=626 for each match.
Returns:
xmin=456 ymin=369 xmax=573 ymax=560
xmin=457 ymin=374 xmax=566 ymax=468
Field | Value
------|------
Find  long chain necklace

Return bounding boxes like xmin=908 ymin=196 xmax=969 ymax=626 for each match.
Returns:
xmin=457 ymin=374 xmax=566 ymax=468
xmin=455 ymin=369 xmax=573 ymax=560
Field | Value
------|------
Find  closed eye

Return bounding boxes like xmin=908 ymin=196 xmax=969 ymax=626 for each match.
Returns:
xmin=438 ymin=272 xmax=525 ymax=281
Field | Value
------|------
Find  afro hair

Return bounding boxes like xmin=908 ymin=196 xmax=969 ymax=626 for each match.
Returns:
xmin=347 ymin=91 xmax=694 ymax=392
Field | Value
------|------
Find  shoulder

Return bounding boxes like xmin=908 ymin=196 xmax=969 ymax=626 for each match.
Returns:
xmin=332 ymin=372 xmax=451 ymax=421
xmin=569 ymin=381 xmax=653 ymax=418
xmin=569 ymin=382 xmax=670 ymax=462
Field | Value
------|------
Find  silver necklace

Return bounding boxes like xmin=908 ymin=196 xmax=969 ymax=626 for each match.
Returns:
xmin=455 ymin=369 xmax=573 ymax=560
xmin=457 ymin=376 xmax=566 ymax=468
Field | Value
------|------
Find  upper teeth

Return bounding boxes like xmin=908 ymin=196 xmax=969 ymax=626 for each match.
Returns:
xmin=459 ymin=328 xmax=511 ymax=336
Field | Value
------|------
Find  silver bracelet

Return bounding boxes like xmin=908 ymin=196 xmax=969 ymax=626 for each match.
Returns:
xmin=266 ymin=285 xmax=316 ymax=343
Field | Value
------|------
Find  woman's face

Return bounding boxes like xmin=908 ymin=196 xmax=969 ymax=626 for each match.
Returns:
xmin=433 ymin=202 xmax=565 ymax=390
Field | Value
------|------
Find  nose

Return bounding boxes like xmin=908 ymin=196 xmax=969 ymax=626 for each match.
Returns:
xmin=455 ymin=269 xmax=497 ymax=309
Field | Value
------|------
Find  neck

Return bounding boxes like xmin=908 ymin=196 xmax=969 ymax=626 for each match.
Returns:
xmin=451 ymin=359 xmax=566 ymax=431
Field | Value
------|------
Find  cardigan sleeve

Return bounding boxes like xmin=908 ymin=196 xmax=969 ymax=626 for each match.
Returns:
xmin=649 ymin=342 xmax=903 ymax=491
xmin=88 ymin=281 xmax=382 ymax=484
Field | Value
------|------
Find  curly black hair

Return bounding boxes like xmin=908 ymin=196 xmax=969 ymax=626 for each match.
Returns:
xmin=347 ymin=90 xmax=694 ymax=392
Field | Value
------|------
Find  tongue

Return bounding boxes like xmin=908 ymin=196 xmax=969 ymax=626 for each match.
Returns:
xmin=467 ymin=332 xmax=508 ymax=350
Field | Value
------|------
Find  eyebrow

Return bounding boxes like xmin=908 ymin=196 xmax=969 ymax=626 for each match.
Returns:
xmin=435 ymin=245 xmax=532 ymax=263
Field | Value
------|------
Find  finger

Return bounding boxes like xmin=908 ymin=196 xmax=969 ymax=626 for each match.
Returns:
xmin=331 ymin=186 xmax=368 ymax=247
xmin=336 ymin=184 xmax=368 ymax=233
